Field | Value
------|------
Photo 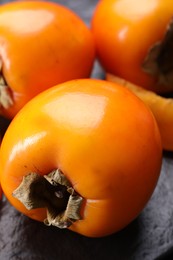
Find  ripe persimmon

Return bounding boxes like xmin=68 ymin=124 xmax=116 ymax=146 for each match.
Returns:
xmin=92 ymin=0 xmax=173 ymax=93
xmin=0 ymin=1 xmax=95 ymax=118
xmin=0 ymin=79 xmax=162 ymax=237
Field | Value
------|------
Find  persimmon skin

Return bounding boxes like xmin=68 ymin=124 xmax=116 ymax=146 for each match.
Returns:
xmin=107 ymin=73 xmax=173 ymax=151
xmin=0 ymin=1 xmax=95 ymax=118
xmin=0 ymin=79 xmax=162 ymax=237
xmin=92 ymin=0 xmax=173 ymax=93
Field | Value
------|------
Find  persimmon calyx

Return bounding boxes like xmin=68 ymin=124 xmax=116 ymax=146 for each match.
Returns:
xmin=12 ymin=169 xmax=84 ymax=229
xmin=0 ymin=62 xmax=13 ymax=109
xmin=142 ymin=17 xmax=173 ymax=88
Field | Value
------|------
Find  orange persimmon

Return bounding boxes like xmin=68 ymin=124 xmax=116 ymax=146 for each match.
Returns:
xmin=92 ymin=0 xmax=173 ymax=93
xmin=0 ymin=1 xmax=95 ymax=118
xmin=0 ymin=79 xmax=162 ymax=237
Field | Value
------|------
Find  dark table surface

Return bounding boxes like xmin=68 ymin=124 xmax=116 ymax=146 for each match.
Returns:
xmin=1 ymin=1 xmax=173 ymax=260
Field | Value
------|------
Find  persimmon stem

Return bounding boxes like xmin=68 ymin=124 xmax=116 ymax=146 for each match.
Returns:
xmin=142 ymin=17 xmax=173 ymax=88
xmin=12 ymin=169 xmax=83 ymax=229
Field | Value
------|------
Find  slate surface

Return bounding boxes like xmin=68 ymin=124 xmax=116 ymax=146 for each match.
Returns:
xmin=0 ymin=1 xmax=173 ymax=260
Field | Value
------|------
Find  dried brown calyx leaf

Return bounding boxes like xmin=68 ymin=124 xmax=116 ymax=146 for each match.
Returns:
xmin=142 ymin=17 xmax=173 ymax=88
xmin=12 ymin=169 xmax=84 ymax=229
xmin=0 ymin=59 xmax=13 ymax=110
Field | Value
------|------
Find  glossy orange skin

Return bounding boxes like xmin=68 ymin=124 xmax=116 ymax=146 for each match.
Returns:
xmin=0 ymin=79 xmax=162 ymax=237
xmin=0 ymin=1 xmax=95 ymax=118
xmin=92 ymin=0 xmax=173 ymax=93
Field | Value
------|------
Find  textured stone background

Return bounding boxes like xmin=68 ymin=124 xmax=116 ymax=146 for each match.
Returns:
xmin=0 ymin=1 xmax=173 ymax=259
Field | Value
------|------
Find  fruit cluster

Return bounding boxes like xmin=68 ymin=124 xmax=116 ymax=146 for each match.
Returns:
xmin=0 ymin=0 xmax=172 ymax=238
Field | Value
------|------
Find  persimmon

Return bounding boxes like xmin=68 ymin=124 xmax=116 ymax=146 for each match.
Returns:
xmin=92 ymin=0 xmax=173 ymax=93
xmin=0 ymin=0 xmax=95 ymax=118
xmin=0 ymin=79 xmax=162 ymax=237
xmin=106 ymin=73 xmax=173 ymax=151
